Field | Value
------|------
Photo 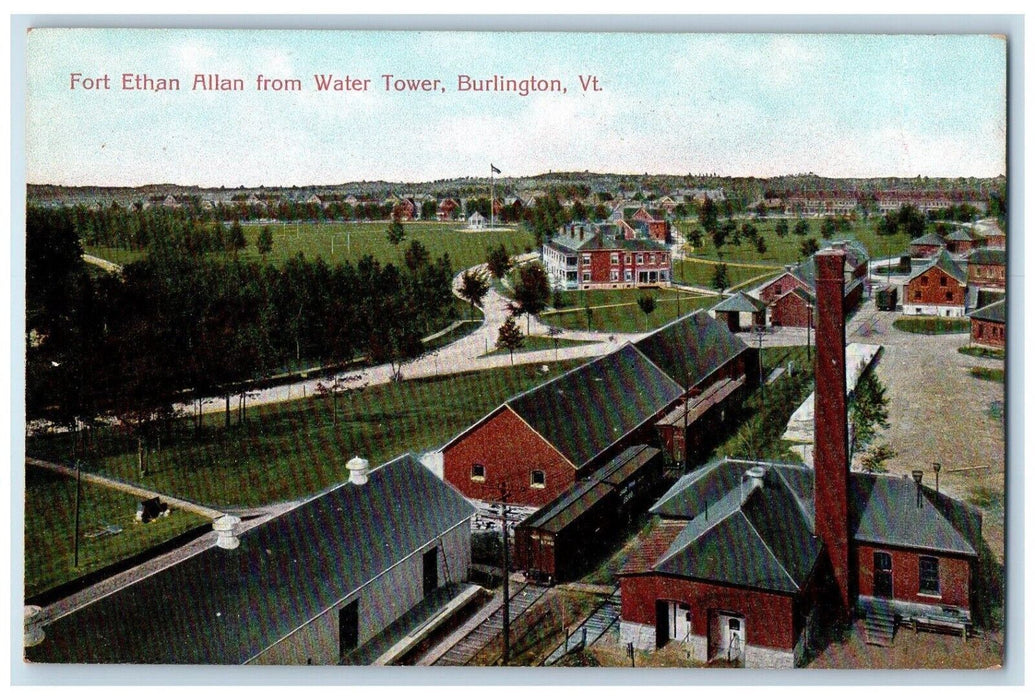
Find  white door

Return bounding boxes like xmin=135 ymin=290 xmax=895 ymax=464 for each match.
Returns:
xmin=668 ymin=602 xmax=691 ymax=643
xmin=718 ymin=613 xmax=745 ymax=662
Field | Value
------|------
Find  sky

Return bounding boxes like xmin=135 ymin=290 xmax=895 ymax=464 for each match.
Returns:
xmin=25 ymin=29 xmax=1007 ymax=187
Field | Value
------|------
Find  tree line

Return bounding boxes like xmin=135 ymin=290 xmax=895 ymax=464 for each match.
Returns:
xmin=26 ymin=206 xmax=455 ymax=468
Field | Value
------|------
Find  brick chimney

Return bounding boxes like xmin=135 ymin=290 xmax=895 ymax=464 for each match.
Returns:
xmin=814 ymin=249 xmax=851 ymax=612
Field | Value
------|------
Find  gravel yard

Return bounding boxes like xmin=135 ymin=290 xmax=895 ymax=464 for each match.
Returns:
xmin=846 ymin=300 xmax=1006 ymax=562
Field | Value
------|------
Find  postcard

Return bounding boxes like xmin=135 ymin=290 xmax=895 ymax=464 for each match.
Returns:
xmin=20 ymin=26 xmax=1008 ymax=675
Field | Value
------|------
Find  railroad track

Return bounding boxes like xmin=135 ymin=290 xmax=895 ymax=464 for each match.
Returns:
xmin=433 ymin=583 xmax=549 ymax=666
xmin=541 ymin=589 xmax=621 ymax=666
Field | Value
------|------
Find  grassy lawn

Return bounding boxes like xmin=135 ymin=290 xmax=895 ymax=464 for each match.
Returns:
xmin=85 ymin=221 xmax=536 ymax=274
xmin=24 ymin=467 xmax=209 ymax=598
xmin=893 ymin=317 xmax=970 ymax=334
xmin=482 ymin=334 xmax=598 ymax=358
xmin=672 ymin=258 xmax=778 ymax=291
xmin=673 ymin=217 xmax=914 ymax=265
xmin=969 ymin=367 xmax=1005 ymax=383
xmin=704 ymin=345 xmax=815 ymax=466
xmin=26 ymin=361 xmax=586 ymax=509
xmin=542 ymin=289 xmax=717 ymax=333
xmin=958 ymin=345 xmax=1005 ymax=360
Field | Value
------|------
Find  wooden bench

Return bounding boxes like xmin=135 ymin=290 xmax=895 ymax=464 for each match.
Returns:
xmin=909 ymin=611 xmax=972 ymax=640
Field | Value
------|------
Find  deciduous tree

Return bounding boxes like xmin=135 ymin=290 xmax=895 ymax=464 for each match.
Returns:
xmin=496 ymin=316 xmax=525 ymax=365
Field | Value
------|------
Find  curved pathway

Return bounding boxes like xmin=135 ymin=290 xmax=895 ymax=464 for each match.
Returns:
xmin=184 ymin=258 xmax=641 ymax=415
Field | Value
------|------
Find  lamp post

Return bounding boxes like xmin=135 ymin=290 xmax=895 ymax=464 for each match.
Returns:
xmin=933 ymin=462 xmax=941 ymax=494
xmin=755 ymin=325 xmax=766 ymax=404
xmin=911 ymin=469 xmax=924 ymax=509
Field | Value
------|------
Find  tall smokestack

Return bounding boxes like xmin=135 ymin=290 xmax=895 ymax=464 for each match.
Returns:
xmin=814 ymin=249 xmax=851 ymax=612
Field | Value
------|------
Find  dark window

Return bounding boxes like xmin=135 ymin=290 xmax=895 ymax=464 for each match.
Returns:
xmin=945 ymin=291 xmax=953 ymax=301
xmin=913 ymin=290 xmax=922 ymax=301
xmin=423 ymin=547 xmax=439 ymax=597
xmin=920 ymin=275 xmax=928 ymax=286
xmin=919 ymin=556 xmax=940 ymax=595
xmin=940 ymin=276 xmax=948 ymax=286
xmin=339 ymin=600 xmax=359 ymax=658
xmin=471 ymin=463 xmax=485 ymax=481
xmin=531 ymin=470 xmax=546 ymax=488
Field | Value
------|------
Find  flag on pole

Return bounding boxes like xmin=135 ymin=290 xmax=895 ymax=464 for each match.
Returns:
xmin=491 ymin=164 xmax=501 ymax=174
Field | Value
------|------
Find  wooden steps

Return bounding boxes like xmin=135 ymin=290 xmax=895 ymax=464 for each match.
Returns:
xmin=862 ymin=598 xmax=897 ymax=647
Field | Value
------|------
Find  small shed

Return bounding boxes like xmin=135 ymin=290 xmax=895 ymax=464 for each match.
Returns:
xmin=467 ymin=211 xmax=486 ymax=230
xmin=711 ymin=293 xmax=766 ymax=332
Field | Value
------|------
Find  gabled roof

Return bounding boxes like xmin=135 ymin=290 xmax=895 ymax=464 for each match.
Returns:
xmin=945 ymin=228 xmax=974 ymax=242
xmin=910 ymin=232 xmax=947 ymax=247
xmin=28 ymin=455 xmax=475 ymax=664
xmin=712 ymin=292 xmax=766 ymax=314
xmin=967 ymin=247 xmax=1006 ymax=266
xmin=967 ymin=299 xmax=1005 ymax=323
xmin=633 ymin=311 xmax=750 ymax=391
xmin=908 ymin=248 xmax=966 ymax=284
xmin=507 ymin=344 xmax=683 ymax=469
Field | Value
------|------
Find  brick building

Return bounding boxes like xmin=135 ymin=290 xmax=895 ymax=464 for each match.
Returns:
xmin=944 ymin=228 xmax=977 ymax=255
xmin=968 ymin=299 xmax=1005 ymax=349
xmin=902 ymin=249 xmax=968 ymax=317
xmin=618 ymin=250 xmax=983 ymax=668
xmin=753 ymin=240 xmax=867 ymax=328
xmin=440 ymin=312 xmax=751 ymax=507
xmin=909 ymin=232 xmax=947 ymax=258
xmin=542 ymin=223 xmax=672 ymax=291
xmin=966 ymin=247 xmax=1006 ymax=291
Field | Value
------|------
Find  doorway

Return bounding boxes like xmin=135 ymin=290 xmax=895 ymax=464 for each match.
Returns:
xmin=338 ymin=600 xmax=359 ymax=659
xmin=873 ymin=551 xmax=893 ymax=598
xmin=423 ymin=547 xmax=439 ymax=597
xmin=667 ymin=601 xmax=692 ymax=644
xmin=714 ymin=612 xmax=745 ymax=665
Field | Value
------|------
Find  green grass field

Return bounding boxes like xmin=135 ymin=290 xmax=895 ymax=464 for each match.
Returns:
xmin=24 ymin=467 xmax=209 ymax=598
xmin=85 ymin=221 xmax=537 ymax=274
xmin=482 ymin=334 xmax=598 ymax=358
xmin=26 ymin=360 xmax=586 ymax=509
xmin=673 ymin=217 xmax=914 ymax=265
xmin=893 ymin=317 xmax=970 ymax=334
xmin=542 ymin=289 xmax=717 ymax=333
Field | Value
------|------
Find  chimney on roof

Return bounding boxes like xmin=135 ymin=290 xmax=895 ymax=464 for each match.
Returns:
xmin=213 ymin=514 xmax=242 ymax=550
xmin=814 ymin=248 xmax=851 ymax=613
xmin=911 ymin=470 xmax=924 ymax=509
xmin=579 ymin=225 xmax=584 ymax=241
xmin=347 ymin=455 xmax=371 ymax=486
xmin=741 ymin=465 xmax=766 ymax=505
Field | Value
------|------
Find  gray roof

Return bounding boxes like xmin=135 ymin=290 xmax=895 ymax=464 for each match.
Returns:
xmin=909 ymin=248 xmax=967 ymax=284
xmin=639 ymin=459 xmax=981 ymax=594
xmin=968 ymin=299 xmax=1005 ymax=323
xmin=967 ymin=247 xmax=1006 ymax=266
xmin=507 ymin=344 xmax=683 ymax=468
xmin=945 ymin=228 xmax=974 ymax=242
xmin=548 ymin=229 xmax=668 ymax=254
xmin=634 ymin=311 xmax=750 ymax=391
xmin=28 ymin=455 xmax=475 ymax=664
xmin=910 ymin=232 xmax=947 ymax=247
xmin=518 ymin=445 xmax=660 ymax=533
xmin=850 ymin=473 xmax=980 ymax=557
xmin=649 ymin=460 xmax=821 ymax=593
xmin=712 ymin=292 xmax=766 ymax=314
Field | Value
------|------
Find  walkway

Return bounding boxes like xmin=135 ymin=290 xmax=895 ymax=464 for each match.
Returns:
xmin=26 ymin=457 xmax=224 ymax=520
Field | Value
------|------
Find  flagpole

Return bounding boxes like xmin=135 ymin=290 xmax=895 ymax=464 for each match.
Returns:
xmin=490 ymin=164 xmax=495 ymax=229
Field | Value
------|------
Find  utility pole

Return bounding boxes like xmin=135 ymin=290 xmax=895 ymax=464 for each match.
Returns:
xmin=755 ymin=326 xmax=766 ymax=404
xmin=499 ymin=481 xmax=511 ymax=665
xmin=806 ymin=303 xmax=813 ymax=363
xmin=73 ymin=458 xmax=82 ymax=568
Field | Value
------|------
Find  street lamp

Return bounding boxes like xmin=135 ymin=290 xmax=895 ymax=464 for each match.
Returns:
xmin=933 ymin=462 xmax=942 ymax=495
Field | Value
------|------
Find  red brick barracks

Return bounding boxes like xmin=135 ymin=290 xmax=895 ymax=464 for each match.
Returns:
xmin=753 ymin=240 xmax=869 ymax=328
xmin=440 ymin=312 xmax=754 ymax=508
xmin=618 ymin=250 xmax=983 ymax=668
